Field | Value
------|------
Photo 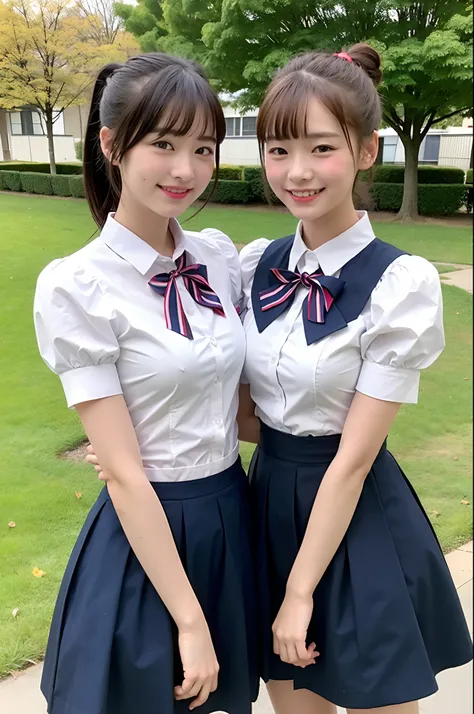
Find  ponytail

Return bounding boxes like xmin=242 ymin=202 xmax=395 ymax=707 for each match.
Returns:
xmin=83 ymin=63 xmax=122 ymax=229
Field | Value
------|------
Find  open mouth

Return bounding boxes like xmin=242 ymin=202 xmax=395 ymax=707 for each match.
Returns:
xmin=287 ymin=188 xmax=325 ymax=202
xmin=158 ymin=186 xmax=193 ymax=199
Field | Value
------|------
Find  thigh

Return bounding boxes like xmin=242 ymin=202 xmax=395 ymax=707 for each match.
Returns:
xmin=347 ymin=702 xmax=419 ymax=714
xmin=267 ymin=680 xmax=337 ymax=714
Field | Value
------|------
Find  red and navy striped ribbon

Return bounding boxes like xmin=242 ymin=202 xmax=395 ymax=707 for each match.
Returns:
xmin=260 ymin=268 xmax=336 ymax=324
xmin=148 ymin=253 xmax=225 ymax=339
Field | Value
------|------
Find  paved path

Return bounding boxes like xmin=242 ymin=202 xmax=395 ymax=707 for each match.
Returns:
xmin=1 ymin=543 xmax=471 ymax=714
xmin=433 ymin=262 xmax=473 ymax=294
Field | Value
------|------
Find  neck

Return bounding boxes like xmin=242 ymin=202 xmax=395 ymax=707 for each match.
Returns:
xmin=114 ymin=201 xmax=175 ymax=257
xmin=301 ymin=203 xmax=360 ymax=251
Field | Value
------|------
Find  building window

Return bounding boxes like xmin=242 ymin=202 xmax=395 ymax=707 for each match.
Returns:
xmin=9 ymin=109 xmax=44 ymax=136
xmin=382 ymin=135 xmax=398 ymax=163
xmin=421 ymin=135 xmax=440 ymax=164
xmin=242 ymin=116 xmax=257 ymax=136
xmin=225 ymin=117 xmax=241 ymax=137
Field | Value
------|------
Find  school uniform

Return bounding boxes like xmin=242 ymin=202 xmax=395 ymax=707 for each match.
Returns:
xmin=34 ymin=214 xmax=259 ymax=714
xmin=239 ymin=211 xmax=473 ymax=709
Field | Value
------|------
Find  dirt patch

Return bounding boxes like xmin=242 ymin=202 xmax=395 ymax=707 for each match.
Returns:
xmin=58 ymin=438 xmax=89 ymax=463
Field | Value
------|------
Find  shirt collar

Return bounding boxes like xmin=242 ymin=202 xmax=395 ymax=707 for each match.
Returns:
xmin=289 ymin=211 xmax=376 ymax=276
xmin=100 ymin=213 xmax=195 ymax=276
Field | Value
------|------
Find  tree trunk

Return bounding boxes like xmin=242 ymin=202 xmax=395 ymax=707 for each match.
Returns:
xmin=45 ymin=108 xmax=57 ymax=175
xmin=397 ymin=136 xmax=421 ymax=221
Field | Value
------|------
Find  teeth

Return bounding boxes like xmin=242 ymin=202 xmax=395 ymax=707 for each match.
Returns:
xmin=164 ymin=187 xmax=188 ymax=194
xmin=291 ymin=189 xmax=322 ymax=197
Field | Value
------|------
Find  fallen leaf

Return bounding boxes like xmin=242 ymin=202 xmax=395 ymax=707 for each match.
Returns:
xmin=461 ymin=500 xmax=470 ymax=506
xmin=12 ymin=608 xmax=20 ymax=618
xmin=75 ymin=492 xmax=82 ymax=500
xmin=32 ymin=567 xmax=46 ymax=578
xmin=463 ymin=377 xmax=470 ymax=381
xmin=8 ymin=521 xmax=16 ymax=528
xmin=430 ymin=510 xmax=440 ymax=518
xmin=453 ymin=456 xmax=459 ymax=461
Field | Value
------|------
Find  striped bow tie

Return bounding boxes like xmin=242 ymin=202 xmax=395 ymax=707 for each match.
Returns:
xmin=149 ymin=253 xmax=225 ymax=339
xmin=259 ymin=267 xmax=345 ymax=338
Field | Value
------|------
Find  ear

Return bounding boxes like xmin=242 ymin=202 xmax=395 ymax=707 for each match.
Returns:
xmin=358 ymin=131 xmax=379 ymax=170
xmin=99 ymin=126 xmax=118 ymax=165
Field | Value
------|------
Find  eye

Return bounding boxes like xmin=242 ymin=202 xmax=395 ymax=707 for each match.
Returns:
xmin=154 ymin=140 xmax=173 ymax=150
xmin=268 ymin=147 xmax=288 ymax=156
xmin=314 ymin=145 xmax=334 ymax=154
xmin=196 ymin=147 xmax=214 ymax=156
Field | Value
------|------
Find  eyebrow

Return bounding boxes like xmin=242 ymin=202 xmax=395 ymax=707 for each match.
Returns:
xmin=266 ymin=132 xmax=341 ymax=141
xmin=154 ymin=128 xmax=217 ymax=143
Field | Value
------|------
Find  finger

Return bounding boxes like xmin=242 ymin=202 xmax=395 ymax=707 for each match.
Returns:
xmin=189 ymin=681 xmax=212 ymax=710
xmin=180 ymin=678 xmax=202 ymax=699
xmin=286 ymin=643 xmax=301 ymax=665
xmin=86 ymin=444 xmax=93 ymax=453
xmin=296 ymin=640 xmax=311 ymax=663
xmin=210 ymin=673 xmax=218 ymax=692
xmin=94 ymin=464 xmax=101 ymax=473
xmin=279 ymin=644 xmax=290 ymax=664
xmin=273 ymin=633 xmax=280 ymax=656
xmin=85 ymin=454 xmax=99 ymax=464
xmin=98 ymin=471 xmax=106 ymax=481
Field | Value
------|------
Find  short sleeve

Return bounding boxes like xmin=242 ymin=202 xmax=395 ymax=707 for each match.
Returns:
xmin=356 ymin=255 xmax=444 ymax=404
xmin=34 ymin=259 xmax=122 ymax=408
xmin=200 ymin=228 xmax=242 ymax=307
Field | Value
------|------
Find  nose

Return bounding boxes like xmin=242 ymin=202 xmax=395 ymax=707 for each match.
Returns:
xmin=287 ymin=154 xmax=314 ymax=184
xmin=170 ymin=152 xmax=195 ymax=183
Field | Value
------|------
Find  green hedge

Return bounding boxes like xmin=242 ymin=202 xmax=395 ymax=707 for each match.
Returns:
xmin=242 ymin=166 xmax=281 ymax=203
xmin=466 ymin=169 xmax=473 ymax=185
xmin=372 ymin=165 xmax=466 ymax=184
xmin=69 ymin=175 xmax=85 ymax=198
xmin=0 ymin=161 xmax=82 ymax=175
xmin=202 ymin=179 xmax=251 ymax=203
xmin=213 ymin=164 xmax=243 ymax=181
xmin=371 ymin=183 xmax=468 ymax=216
xmin=51 ymin=174 xmax=73 ymax=197
xmin=0 ymin=171 xmax=5 ymax=190
xmin=1 ymin=171 xmax=22 ymax=191
xmin=20 ymin=171 xmax=53 ymax=195
xmin=75 ymin=140 xmax=84 ymax=162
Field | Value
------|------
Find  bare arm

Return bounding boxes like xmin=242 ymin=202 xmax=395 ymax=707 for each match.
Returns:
xmin=287 ymin=392 xmax=401 ymax=597
xmin=272 ymin=392 xmax=401 ymax=666
xmin=77 ymin=395 xmax=218 ymax=708
xmin=237 ymin=383 xmax=260 ymax=444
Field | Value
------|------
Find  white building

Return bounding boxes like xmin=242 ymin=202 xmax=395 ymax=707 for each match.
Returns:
xmin=1 ymin=104 xmax=472 ymax=173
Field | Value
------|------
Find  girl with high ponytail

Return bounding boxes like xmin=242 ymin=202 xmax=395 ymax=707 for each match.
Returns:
xmin=34 ymin=53 xmax=259 ymax=714
xmin=235 ymin=43 xmax=473 ymax=714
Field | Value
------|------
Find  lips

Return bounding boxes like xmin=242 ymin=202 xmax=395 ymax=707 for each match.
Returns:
xmin=158 ymin=185 xmax=193 ymax=199
xmin=287 ymin=188 xmax=325 ymax=202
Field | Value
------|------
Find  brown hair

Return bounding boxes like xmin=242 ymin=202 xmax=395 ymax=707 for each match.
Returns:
xmin=83 ymin=53 xmax=226 ymax=228
xmin=257 ymin=43 xmax=382 ymax=163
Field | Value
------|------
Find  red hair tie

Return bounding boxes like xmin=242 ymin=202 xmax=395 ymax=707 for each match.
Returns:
xmin=333 ymin=52 xmax=353 ymax=63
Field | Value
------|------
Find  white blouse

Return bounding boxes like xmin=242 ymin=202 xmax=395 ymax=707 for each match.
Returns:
xmin=240 ymin=212 xmax=445 ymax=437
xmin=34 ymin=214 xmax=245 ymax=482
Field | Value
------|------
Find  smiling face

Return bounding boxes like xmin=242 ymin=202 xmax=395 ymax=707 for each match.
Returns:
xmin=264 ymin=97 xmax=377 ymax=225
xmin=100 ymin=111 xmax=216 ymax=221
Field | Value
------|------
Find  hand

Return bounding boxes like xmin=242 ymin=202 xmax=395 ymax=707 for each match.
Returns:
xmin=174 ymin=618 xmax=219 ymax=710
xmin=272 ymin=590 xmax=319 ymax=668
xmin=85 ymin=444 xmax=106 ymax=481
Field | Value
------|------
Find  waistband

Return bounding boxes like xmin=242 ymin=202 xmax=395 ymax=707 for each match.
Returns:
xmin=107 ymin=456 xmax=245 ymax=502
xmin=143 ymin=444 xmax=240 ymax=483
xmin=259 ymin=422 xmax=387 ymax=465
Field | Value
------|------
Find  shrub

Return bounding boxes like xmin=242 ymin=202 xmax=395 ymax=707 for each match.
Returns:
xmin=1 ymin=171 xmax=22 ymax=191
xmin=371 ymin=183 xmax=468 ymax=216
xmin=201 ymin=179 xmax=251 ymax=203
xmin=466 ymin=169 xmax=473 ymax=185
xmin=34 ymin=173 xmax=54 ymax=195
xmin=69 ymin=175 xmax=85 ymax=198
xmin=51 ymin=174 xmax=72 ymax=197
xmin=0 ymin=171 xmax=4 ymax=190
xmin=213 ymin=164 xmax=243 ymax=181
xmin=372 ymin=165 xmax=465 ymax=185
xmin=75 ymin=140 xmax=83 ymax=162
xmin=242 ymin=166 xmax=281 ymax=203
xmin=0 ymin=162 xmax=82 ymax=175
xmin=19 ymin=172 xmax=38 ymax=194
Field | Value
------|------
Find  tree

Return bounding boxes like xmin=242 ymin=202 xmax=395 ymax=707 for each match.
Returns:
xmin=0 ymin=0 xmax=135 ymax=173
xmin=118 ymin=0 xmax=473 ymax=220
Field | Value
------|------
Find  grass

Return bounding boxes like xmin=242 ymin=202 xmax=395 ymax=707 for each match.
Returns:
xmin=435 ymin=264 xmax=463 ymax=274
xmin=0 ymin=192 xmax=472 ymax=677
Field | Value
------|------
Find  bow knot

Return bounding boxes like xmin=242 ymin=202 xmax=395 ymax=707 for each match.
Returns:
xmin=149 ymin=253 xmax=225 ymax=339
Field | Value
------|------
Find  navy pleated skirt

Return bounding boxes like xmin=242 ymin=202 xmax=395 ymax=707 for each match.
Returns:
xmin=249 ymin=423 xmax=473 ymax=709
xmin=41 ymin=459 xmax=259 ymax=714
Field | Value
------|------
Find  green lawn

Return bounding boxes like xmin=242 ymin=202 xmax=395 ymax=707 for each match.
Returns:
xmin=0 ymin=192 xmax=472 ymax=677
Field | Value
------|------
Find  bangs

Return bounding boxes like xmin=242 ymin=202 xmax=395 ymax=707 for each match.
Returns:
xmin=257 ymin=74 xmax=314 ymax=143
xmin=116 ymin=66 xmax=226 ymax=157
